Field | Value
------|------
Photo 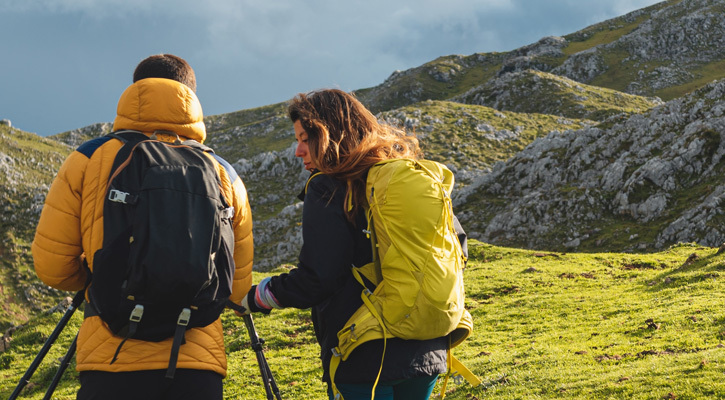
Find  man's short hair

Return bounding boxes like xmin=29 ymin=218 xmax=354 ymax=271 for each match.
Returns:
xmin=133 ymin=54 xmax=197 ymax=92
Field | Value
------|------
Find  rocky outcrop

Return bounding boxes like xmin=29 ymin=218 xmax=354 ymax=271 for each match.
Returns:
xmin=456 ymin=79 xmax=725 ymax=251
xmin=497 ymin=36 xmax=568 ymax=76
xmin=53 ymin=122 xmax=112 ymax=147
xmin=232 ymin=142 xmax=308 ymax=270
xmin=553 ymin=0 xmax=725 ymax=97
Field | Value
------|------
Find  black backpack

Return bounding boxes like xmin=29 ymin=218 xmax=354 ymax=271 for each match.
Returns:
xmin=88 ymin=130 xmax=236 ymax=378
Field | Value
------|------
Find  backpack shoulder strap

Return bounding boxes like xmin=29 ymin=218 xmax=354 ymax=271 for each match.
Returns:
xmin=107 ymin=130 xmax=214 ymax=153
xmin=106 ymin=130 xmax=148 ymax=145
xmin=105 ymin=131 xmax=150 ymax=180
xmin=304 ymin=171 xmax=325 ymax=194
xmin=180 ymin=139 xmax=214 ymax=153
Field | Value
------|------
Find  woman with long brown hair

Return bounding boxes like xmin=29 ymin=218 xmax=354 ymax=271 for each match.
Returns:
xmin=242 ymin=88 xmax=465 ymax=399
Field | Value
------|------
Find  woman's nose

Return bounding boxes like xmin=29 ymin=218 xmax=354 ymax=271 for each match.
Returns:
xmin=295 ymin=143 xmax=306 ymax=157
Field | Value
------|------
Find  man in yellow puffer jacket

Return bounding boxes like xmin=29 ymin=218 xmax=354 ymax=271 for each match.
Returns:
xmin=31 ymin=54 xmax=254 ymax=399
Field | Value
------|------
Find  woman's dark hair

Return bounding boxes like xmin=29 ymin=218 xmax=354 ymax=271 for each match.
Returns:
xmin=288 ymin=88 xmax=420 ymax=221
xmin=133 ymin=54 xmax=197 ymax=92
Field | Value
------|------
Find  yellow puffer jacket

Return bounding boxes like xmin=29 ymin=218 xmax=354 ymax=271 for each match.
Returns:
xmin=31 ymin=78 xmax=254 ymax=377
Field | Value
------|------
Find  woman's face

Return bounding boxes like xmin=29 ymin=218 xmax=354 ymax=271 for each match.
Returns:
xmin=294 ymin=120 xmax=317 ymax=171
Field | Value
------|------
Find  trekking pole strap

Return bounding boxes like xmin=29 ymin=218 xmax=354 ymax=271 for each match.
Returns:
xmin=226 ymin=298 xmax=246 ymax=314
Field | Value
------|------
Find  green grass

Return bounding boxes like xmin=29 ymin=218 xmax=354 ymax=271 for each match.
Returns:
xmin=655 ymin=59 xmax=725 ymax=101
xmin=0 ymin=126 xmax=70 ymax=187
xmin=355 ymin=53 xmax=509 ymax=114
xmin=456 ymin=69 xmax=661 ymax=122
xmin=563 ymin=13 xmax=651 ymax=56
xmin=3 ymin=242 xmax=725 ymax=399
xmin=562 ymin=0 xmax=679 ymax=57
xmin=1 ymin=127 xmax=74 ymax=329
xmin=587 ymin=48 xmax=648 ymax=94
xmin=463 ymin=242 xmax=725 ymax=399
xmin=205 ymin=103 xmax=288 ymax=129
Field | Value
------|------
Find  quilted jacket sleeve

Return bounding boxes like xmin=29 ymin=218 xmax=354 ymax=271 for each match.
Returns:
xmin=212 ymin=157 xmax=253 ymax=304
xmin=31 ymin=151 xmax=89 ymax=291
xmin=229 ymin=175 xmax=254 ymax=303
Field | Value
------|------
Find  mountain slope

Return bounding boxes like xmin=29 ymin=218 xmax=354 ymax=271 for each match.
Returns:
xmin=356 ymin=0 xmax=725 ymax=113
xmin=554 ymin=0 xmax=725 ymax=100
xmin=379 ymin=100 xmax=595 ymax=176
xmin=455 ymin=79 xmax=725 ymax=252
xmin=451 ymin=69 xmax=663 ymax=121
xmin=236 ymin=101 xmax=596 ymax=269
xmin=1 ymin=0 xmax=724 ymax=325
xmin=0 ymin=126 xmax=72 ymax=328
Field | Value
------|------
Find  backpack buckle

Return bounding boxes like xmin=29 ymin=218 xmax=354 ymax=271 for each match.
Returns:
xmin=220 ymin=207 xmax=235 ymax=220
xmin=109 ymin=189 xmax=130 ymax=204
xmin=129 ymin=305 xmax=144 ymax=323
xmin=177 ymin=308 xmax=191 ymax=327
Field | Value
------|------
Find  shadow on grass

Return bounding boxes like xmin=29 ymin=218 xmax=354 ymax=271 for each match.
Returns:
xmin=644 ymin=248 xmax=725 ymax=292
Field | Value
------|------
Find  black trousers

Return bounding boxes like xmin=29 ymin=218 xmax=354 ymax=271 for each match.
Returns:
xmin=77 ymin=369 xmax=223 ymax=400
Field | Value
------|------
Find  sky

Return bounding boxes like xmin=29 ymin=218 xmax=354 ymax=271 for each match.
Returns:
xmin=1 ymin=0 xmax=664 ymax=137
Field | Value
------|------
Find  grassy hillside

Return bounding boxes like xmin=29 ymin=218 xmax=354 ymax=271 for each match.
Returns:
xmin=0 ymin=126 xmax=73 ymax=329
xmin=2 ymin=241 xmax=724 ymax=399
xmin=453 ymin=70 xmax=663 ymax=121
xmin=560 ymin=1 xmax=670 ymax=55
xmin=379 ymin=100 xmax=596 ymax=175
xmin=355 ymin=52 xmax=509 ymax=113
xmin=204 ymin=102 xmax=292 ymax=163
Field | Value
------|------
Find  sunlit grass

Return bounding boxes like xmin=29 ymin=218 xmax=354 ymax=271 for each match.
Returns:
xmin=3 ymin=242 xmax=725 ymax=399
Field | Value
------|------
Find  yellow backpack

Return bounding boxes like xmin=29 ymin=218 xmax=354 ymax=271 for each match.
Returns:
xmin=320 ymin=158 xmax=480 ymax=399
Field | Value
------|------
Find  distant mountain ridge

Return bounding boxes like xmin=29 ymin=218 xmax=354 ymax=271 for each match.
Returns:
xmin=4 ymin=0 xmax=725 ymax=327
xmin=356 ymin=0 xmax=725 ymax=110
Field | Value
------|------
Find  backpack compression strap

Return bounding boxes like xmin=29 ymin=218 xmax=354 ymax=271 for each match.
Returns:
xmin=166 ymin=308 xmax=191 ymax=379
xmin=438 ymin=348 xmax=482 ymax=397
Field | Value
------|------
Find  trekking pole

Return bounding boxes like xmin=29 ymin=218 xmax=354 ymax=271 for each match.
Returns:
xmin=42 ymin=333 xmax=78 ymax=400
xmin=9 ymin=290 xmax=85 ymax=400
xmin=243 ymin=314 xmax=282 ymax=400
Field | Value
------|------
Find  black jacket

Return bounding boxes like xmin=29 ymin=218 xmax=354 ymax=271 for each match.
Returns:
xmin=268 ymin=173 xmax=454 ymax=384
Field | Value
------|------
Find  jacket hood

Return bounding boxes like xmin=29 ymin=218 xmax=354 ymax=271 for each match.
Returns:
xmin=113 ymin=78 xmax=206 ymax=143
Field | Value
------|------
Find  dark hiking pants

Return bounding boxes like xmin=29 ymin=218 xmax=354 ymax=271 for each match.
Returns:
xmin=77 ymin=369 xmax=223 ymax=400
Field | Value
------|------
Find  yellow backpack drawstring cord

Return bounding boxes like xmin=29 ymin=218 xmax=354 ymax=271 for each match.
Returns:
xmin=438 ymin=336 xmax=454 ymax=399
